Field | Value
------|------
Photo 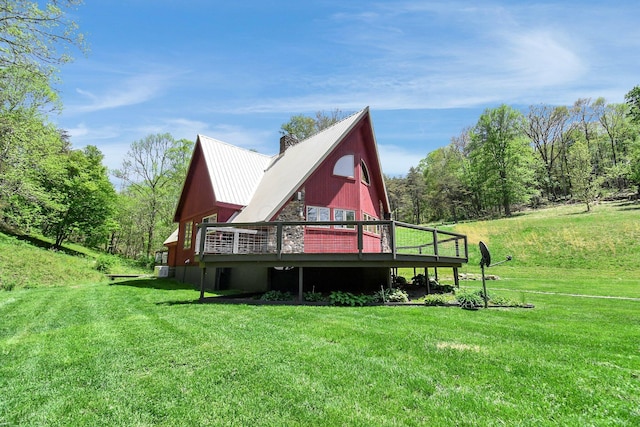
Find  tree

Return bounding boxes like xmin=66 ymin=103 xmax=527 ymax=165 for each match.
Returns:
xmin=405 ymin=166 xmax=427 ymax=224
xmin=567 ymin=138 xmax=599 ymax=212
xmin=419 ymin=144 xmax=469 ymax=222
xmin=43 ymin=146 xmax=116 ymax=248
xmin=0 ymin=0 xmax=85 ymax=69
xmin=524 ymin=104 xmax=573 ymax=200
xmin=280 ymin=109 xmax=348 ymax=139
xmin=469 ymin=105 xmax=535 ymax=216
xmin=625 ymin=85 xmax=640 ymax=125
xmin=114 ymin=133 xmax=192 ymax=258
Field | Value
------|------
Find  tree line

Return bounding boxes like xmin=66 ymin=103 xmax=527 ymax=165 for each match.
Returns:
xmin=2 ymin=2 xmax=639 ymax=262
xmin=386 ymin=94 xmax=640 ymax=224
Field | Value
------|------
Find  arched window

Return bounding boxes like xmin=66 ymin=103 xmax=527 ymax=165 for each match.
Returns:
xmin=360 ymin=159 xmax=370 ymax=185
xmin=333 ymin=154 xmax=354 ymax=178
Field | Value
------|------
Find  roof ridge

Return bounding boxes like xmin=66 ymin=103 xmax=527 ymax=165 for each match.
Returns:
xmin=197 ymin=134 xmax=272 ymax=159
xmin=295 ymin=107 xmax=368 ymax=143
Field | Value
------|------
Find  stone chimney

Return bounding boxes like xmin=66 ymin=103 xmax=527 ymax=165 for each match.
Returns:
xmin=279 ymin=134 xmax=299 ymax=154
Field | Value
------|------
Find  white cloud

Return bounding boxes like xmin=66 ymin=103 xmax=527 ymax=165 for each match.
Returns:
xmin=377 ymin=144 xmax=423 ymax=176
xmin=67 ymin=73 xmax=171 ymax=114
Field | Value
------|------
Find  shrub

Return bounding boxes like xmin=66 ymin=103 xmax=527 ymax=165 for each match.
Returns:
xmin=455 ymin=289 xmax=484 ymax=309
xmin=329 ymin=291 xmax=373 ymax=307
xmin=260 ymin=290 xmax=294 ymax=301
xmin=431 ymin=282 xmax=455 ymax=294
xmin=374 ymin=287 xmax=409 ymax=303
xmin=424 ymin=294 xmax=450 ymax=306
xmin=412 ymin=274 xmax=426 ymax=286
xmin=95 ymin=255 xmax=117 ymax=273
xmin=489 ymin=295 xmax=515 ymax=306
xmin=393 ymin=275 xmax=408 ymax=286
xmin=303 ymin=291 xmax=325 ymax=302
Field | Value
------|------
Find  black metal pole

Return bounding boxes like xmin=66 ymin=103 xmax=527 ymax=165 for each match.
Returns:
xmin=481 ymin=263 xmax=488 ymax=308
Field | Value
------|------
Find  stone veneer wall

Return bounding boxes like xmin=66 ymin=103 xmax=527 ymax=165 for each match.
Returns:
xmin=274 ymin=189 xmax=305 ymax=253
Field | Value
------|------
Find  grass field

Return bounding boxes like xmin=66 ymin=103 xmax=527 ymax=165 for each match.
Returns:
xmin=1 ymin=201 xmax=639 ymax=425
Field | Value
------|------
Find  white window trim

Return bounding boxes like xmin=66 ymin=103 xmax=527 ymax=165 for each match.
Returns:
xmin=202 ymin=213 xmax=218 ymax=223
xmin=361 ymin=159 xmax=371 ymax=185
xmin=183 ymin=221 xmax=193 ymax=248
xmin=306 ymin=206 xmax=330 ymax=227
xmin=363 ymin=212 xmax=380 ymax=235
xmin=334 ymin=208 xmax=356 ymax=229
xmin=333 ymin=154 xmax=355 ymax=178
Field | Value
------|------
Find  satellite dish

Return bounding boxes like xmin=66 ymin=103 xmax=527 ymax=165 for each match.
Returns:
xmin=479 ymin=241 xmax=491 ymax=267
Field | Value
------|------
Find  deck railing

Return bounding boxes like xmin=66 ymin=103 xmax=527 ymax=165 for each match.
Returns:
xmin=195 ymin=220 xmax=467 ymax=260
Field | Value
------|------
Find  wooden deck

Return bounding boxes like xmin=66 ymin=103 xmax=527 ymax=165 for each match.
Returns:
xmin=194 ymin=220 xmax=468 ymax=301
xmin=195 ymin=220 xmax=468 ymax=268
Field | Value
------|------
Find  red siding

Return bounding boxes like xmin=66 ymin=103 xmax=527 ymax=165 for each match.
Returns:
xmin=302 ymin=115 xmax=388 ymax=251
xmin=173 ymin=143 xmax=241 ymax=264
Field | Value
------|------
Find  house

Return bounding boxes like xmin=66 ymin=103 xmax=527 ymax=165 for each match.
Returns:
xmin=163 ymin=107 xmax=468 ymax=299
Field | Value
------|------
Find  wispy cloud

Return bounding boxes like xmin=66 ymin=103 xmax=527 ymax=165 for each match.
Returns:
xmin=66 ymin=73 xmax=172 ymax=114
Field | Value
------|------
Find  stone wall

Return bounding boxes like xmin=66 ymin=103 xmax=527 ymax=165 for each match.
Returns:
xmin=274 ymin=188 xmax=305 ymax=253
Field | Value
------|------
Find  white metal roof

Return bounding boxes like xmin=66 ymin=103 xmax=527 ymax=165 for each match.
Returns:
xmin=198 ymin=135 xmax=273 ymax=207
xmin=163 ymin=228 xmax=179 ymax=245
xmin=232 ymin=107 xmax=370 ymax=223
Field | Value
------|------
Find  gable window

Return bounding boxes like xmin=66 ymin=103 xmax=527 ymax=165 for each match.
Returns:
xmin=306 ymin=206 xmax=330 ymax=227
xmin=183 ymin=221 xmax=193 ymax=249
xmin=202 ymin=214 xmax=218 ymax=223
xmin=360 ymin=159 xmax=370 ymax=185
xmin=333 ymin=154 xmax=355 ymax=178
xmin=334 ymin=208 xmax=355 ymax=229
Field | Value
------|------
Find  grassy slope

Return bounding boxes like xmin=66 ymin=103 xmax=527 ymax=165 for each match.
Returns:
xmin=0 ymin=232 xmax=150 ymax=290
xmin=1 ymin=201 xmax=639 ymax=425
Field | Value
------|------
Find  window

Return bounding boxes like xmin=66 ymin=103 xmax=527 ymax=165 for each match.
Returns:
xmin=363 ymin=213 xmax=380 ymax=235
xmin=334 ymin=209 xmax=355 ymax=229
xmin=306 ymin=206 xmax=330 ymax=227
xmin=360 ymin=159 xmax=370 ymax=185
xmin=202 ymin=214 xmax=218 ymax=223
xmin=333 ymin=154 xmax=354 ymax=178
xmin=183 ymin=221 xmax=193 ymax=249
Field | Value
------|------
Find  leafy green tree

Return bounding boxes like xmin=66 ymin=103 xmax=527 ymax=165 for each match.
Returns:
xmin=625 ymin=85 xmax=640 ymax=125
xmin=0 ymin=0 xmax=85 ymax=70
xmin=405 ymin=166 xmax=427 ymax=224
xmin=42 ymin=146 xmax=116 ymax=248
xmin=469 ymin=105 xmax=535 ymax=216
xmin=524 ymin=104 xmax=573 ymax=200
xmin=567 ymin=138 xmax=600 ymax=212
xmin=280 ymin=109 xmax=348 ymax=139
xmin=420 ymin=144 xmax=468 ymax=222
xmin=114 ymin=134 xmax=192 ymax=258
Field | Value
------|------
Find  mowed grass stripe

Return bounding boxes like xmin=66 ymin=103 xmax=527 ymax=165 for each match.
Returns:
xmin=2 ymin=282 xmax=639 ymax=426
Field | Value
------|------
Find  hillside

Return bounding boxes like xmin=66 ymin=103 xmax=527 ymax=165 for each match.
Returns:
xmin=453 ymin=200 xmax=640 ymax=271
xmin=446 ymin=200 xmax=640 ymax=299
xmin=0 ymin=232 xmax=148 ymax=290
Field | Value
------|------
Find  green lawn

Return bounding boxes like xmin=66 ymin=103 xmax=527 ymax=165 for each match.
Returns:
xmin=1 ymin=278 xmax=639 ymax=426
xmin=1 ymin=201 xmax=640 ymax=425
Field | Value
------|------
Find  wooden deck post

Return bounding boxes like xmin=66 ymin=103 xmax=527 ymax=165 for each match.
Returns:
xmin=298 ymin=267 xmax=304 ymax=302
xmin=453 ymin=267 xmax=459 ymax=288
xmin=199 ymin=266 xmax=206 ymax=302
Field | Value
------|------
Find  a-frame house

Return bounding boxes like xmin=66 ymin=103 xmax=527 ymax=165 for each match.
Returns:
xmin=163 ymin=107 xmax=467 ymax=297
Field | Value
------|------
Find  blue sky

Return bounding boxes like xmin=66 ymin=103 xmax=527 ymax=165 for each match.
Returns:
xmin=54 ymin=0 xmax=640 ymax=177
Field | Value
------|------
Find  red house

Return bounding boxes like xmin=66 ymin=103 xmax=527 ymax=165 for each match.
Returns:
xmin=164 ymin=107 xmax=467 ymax=297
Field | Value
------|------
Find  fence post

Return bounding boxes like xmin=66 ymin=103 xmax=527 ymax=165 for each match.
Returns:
xmin=390 ymin=221 xmax=397 ymax=260
xmin=432 ymin=229 xmax=439 ymax=257
xmin=276 ymin=223 xmax=283 ymax=259
xmin=357 ymin=222 xmax=363 ymax=258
